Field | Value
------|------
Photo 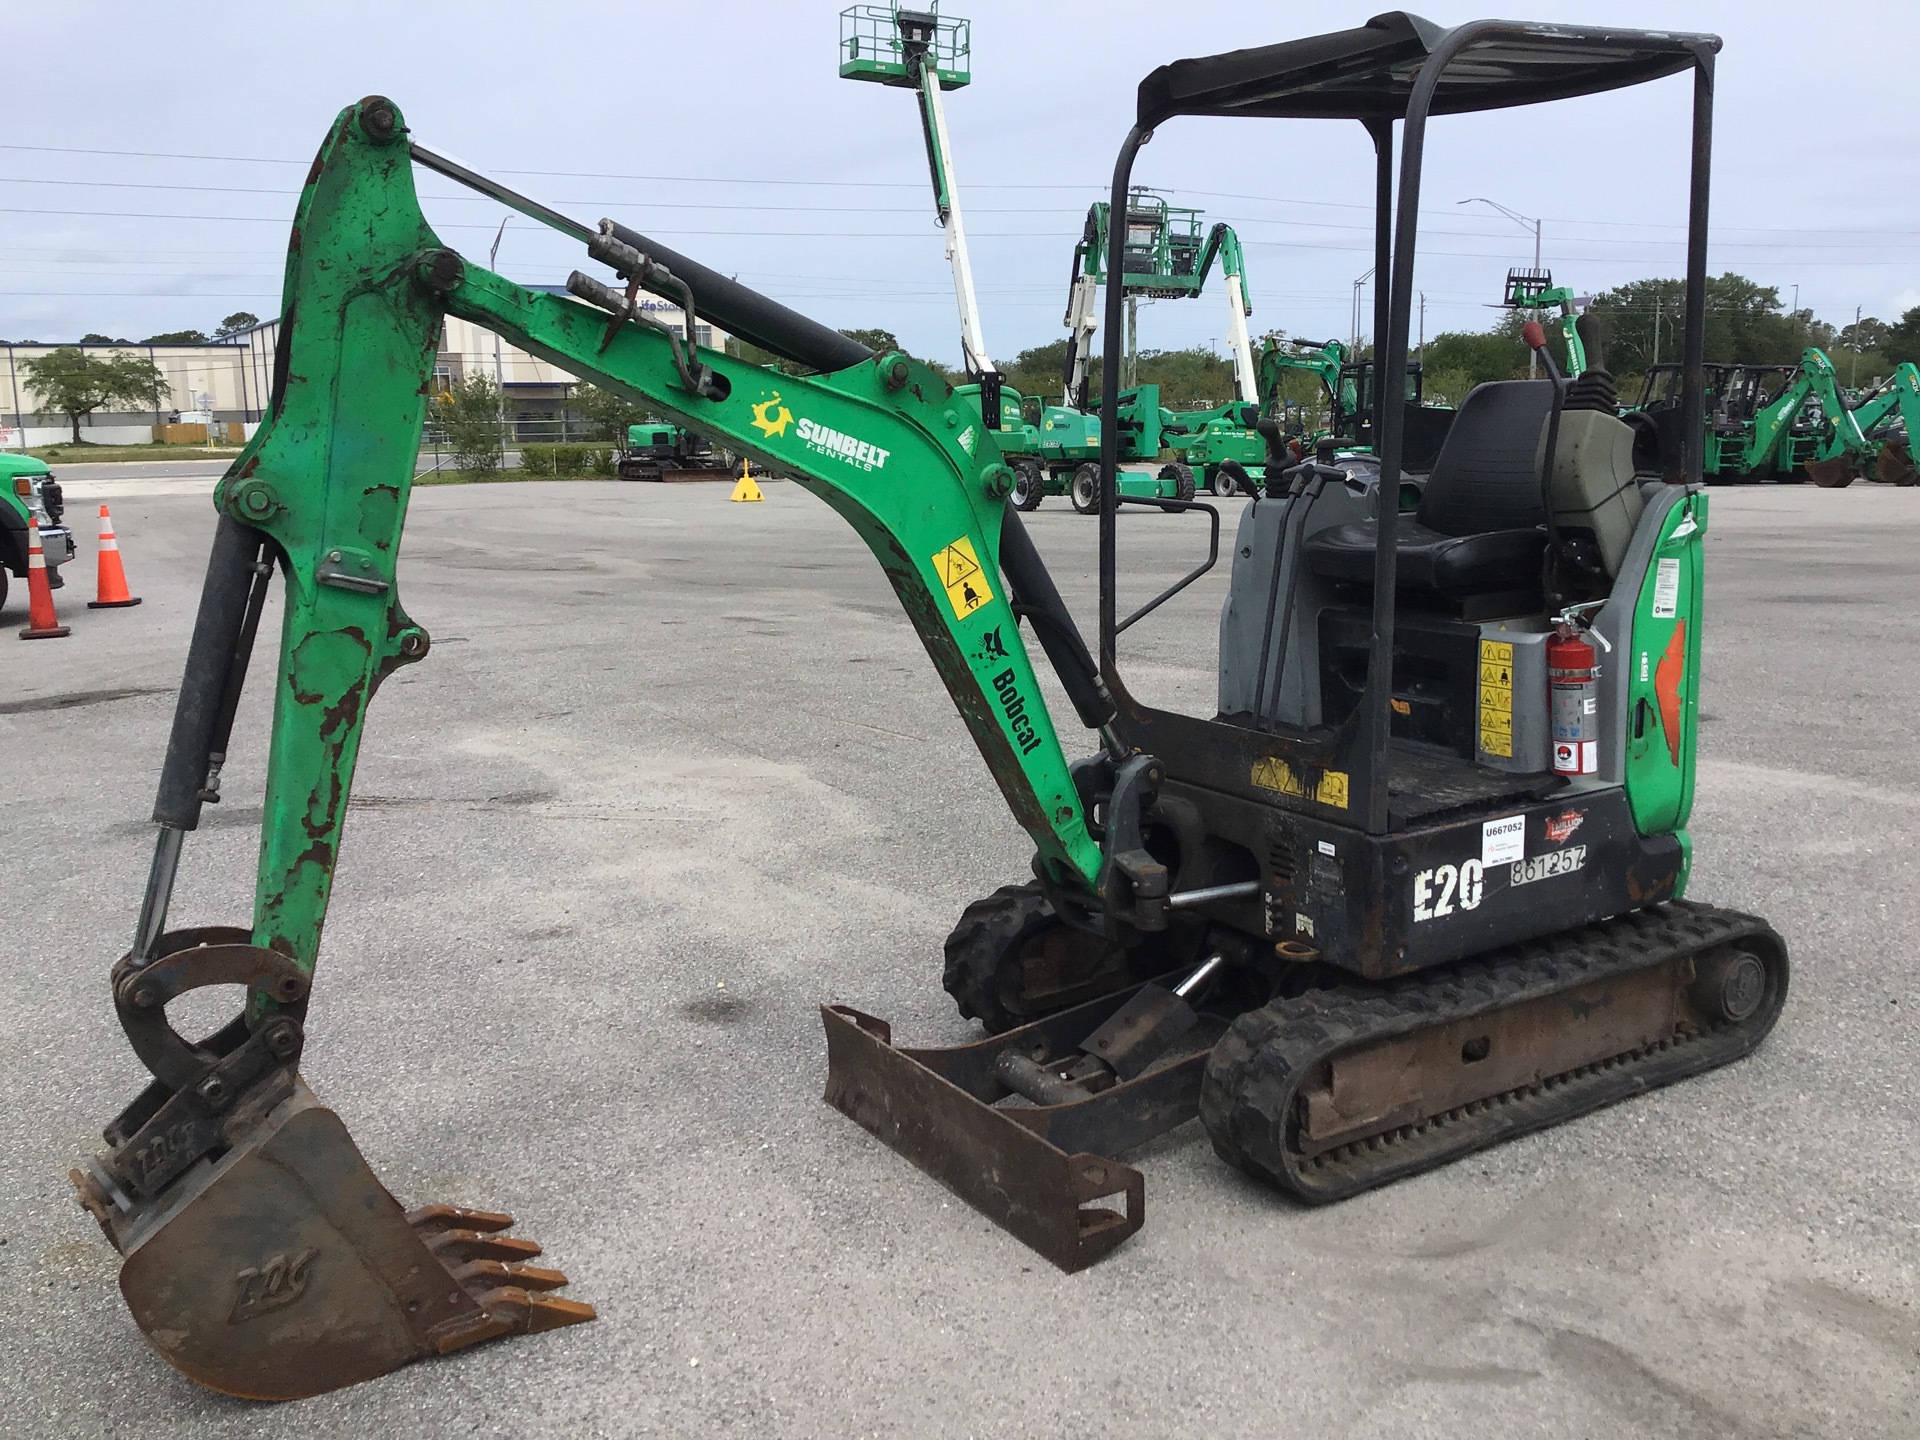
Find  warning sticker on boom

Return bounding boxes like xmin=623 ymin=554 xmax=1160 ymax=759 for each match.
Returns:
xmin=1478 ymin=639 xmax=1514 ymax=758
xmin=932 ymin=534 xmax=994 ymax=618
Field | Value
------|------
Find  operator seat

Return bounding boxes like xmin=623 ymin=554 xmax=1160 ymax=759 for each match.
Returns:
xmin=1304 ymin=379 xmax=1552 ymax=599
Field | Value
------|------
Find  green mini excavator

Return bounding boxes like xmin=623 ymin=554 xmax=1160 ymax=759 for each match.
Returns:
xmin=75 ymin=11 xmax=1786 ymax=1411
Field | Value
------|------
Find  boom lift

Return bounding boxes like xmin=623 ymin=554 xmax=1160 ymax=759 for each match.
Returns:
xmin=840 ymin=4 xmax=1001 ymax=404
xmin=1022 ymin=195 xmax=1264 ymax=508
xmin=74 ymin=12 xmax=1787 ymax=1408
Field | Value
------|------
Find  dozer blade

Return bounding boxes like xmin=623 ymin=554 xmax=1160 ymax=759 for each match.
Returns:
xmin=822 ymin=984 xmax=1220 ymax=1272
xmin=73 ymin=1081 xmax=592 ymax=1401
xmin=1803 ymin=456 xmax=1856 ymax=488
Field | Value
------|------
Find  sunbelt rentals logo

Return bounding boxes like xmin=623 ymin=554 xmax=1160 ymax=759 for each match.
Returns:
xmin=748 ymin=390 xmax=889 ymax=472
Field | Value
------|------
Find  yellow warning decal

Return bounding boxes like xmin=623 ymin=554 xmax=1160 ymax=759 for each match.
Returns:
xmin=931 ymin=534 xmax=993 ymax=618
xmin=1478 ymin=639 xmax=1514 ymax=758
xmin=1315 ymin=770 xmax=1350 ymax=809
xmin=1251 ymin=757 xmax=1350 ymax=809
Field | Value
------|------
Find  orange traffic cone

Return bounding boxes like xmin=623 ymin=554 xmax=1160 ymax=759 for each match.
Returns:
xmin=18 ymin=515 xmax=70 ymax=640
xmin=88 ymin=504 xmax=141 ymax=608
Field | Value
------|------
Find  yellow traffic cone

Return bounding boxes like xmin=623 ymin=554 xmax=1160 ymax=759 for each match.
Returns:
xmin=730 ymin=460 xmax=763 ymax=503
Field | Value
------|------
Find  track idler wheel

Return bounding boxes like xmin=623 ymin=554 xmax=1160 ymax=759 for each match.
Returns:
xmin=73 ymin=928 xmax=592 ymax=1400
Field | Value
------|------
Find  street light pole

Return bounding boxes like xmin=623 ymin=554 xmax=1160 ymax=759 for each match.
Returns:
xmin=489 ymin=218 xmax=509 ymax=455
xmin=1351 ymin=266 xmax=1375 ymax=353
xmin=1459 ymin=196 xmax=1545 ymax=377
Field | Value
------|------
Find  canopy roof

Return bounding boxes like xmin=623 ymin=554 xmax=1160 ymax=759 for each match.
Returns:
xmin=1136 ymin=11 xmax=1718 ymax=128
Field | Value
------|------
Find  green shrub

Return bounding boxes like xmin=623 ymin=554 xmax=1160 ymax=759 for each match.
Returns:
xmin=552 ymin=444 xmax=586 ymax=476
xmin=436 ymin=375 xmax=503 ymax=475
xmin=588 ymin=445 xmax=615 ymax=476
xmin=519 ymin=445 xmax=556 ymax=476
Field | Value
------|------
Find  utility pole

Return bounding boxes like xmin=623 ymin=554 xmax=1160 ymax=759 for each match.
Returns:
xmin=1459 ymin=197 xmax=1544 ymax=376
xmin=1851 ymin=303 xmax=1862 ymax=388
xmin=489 ymin=218 xmax=509 ymax=454
xmin=1418 ymin=292 xmax=1426 ymax=361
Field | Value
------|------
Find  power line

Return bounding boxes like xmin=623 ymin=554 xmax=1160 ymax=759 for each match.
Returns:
xmin=4 ymin=140 xmax=1914 ymax=241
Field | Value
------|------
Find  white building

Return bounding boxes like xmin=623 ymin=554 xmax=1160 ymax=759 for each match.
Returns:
xmin=0 ymin=293 xmax=727 ymax=447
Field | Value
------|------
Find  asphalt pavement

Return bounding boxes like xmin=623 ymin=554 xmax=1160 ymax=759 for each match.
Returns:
xmin=1 ymin=478 xmax=1915 ymax=1438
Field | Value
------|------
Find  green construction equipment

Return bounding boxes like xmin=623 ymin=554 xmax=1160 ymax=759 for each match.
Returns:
xmin=1627 ymin=347 xmax=1864 ymax=485
xmin=1503 ymin=268 xmax=1588 ymax=377
xmin=842 ymin=8 xmax=1208 ymax=514
xmin=615 ymin=421 xmax=726 ymax=481
xmin=1 ymin=451 xmax=73 ymax=614
xmin=1837 ymin=363 xmax=1920 ymax=486
xmin=76 ymin=13 xmax=1789 ymax=1410
xmin=1010 ymin=192 xmax=1263 ymax=508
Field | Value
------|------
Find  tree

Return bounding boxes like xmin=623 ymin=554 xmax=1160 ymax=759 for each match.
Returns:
xmin=21 ymin=347 xmax=171 ymax=442
xmin=215 ymin=312 xmax=261 ymax=338
xmin=570 ymin=381 xmax=651 ymax=441
xmin=79 ymin=332 xmax=133 ymax=346
xmin=839 ymin=327 xmax=903 ymax=354
xmin=1883 ymin=307 xmax=1920 ymax=367
xmin=1586 ymin=272 xmax=1810 ymax=374
xmin=434 ymin=374 xmax=503 ymax=475
xmin=143 ymin=329 xmax=209 ymax=345
xmin=1840 ymin=316 xmax=1888 ymax=353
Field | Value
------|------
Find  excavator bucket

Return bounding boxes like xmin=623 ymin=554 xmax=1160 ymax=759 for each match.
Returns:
xmin=1803 ymin=456 xmax=1856 ymax=488
xmin=1874 ymin=440 xmax=1919 ymax=486
xmin=73 ymin=1081 xmax=592 ymax=1401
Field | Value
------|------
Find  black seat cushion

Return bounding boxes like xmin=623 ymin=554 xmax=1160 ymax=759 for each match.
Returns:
xmin=1305 ymin=379 xmax=1553 ymax=597
xmin=1307 ymin=517 xmax=1546 ymax=597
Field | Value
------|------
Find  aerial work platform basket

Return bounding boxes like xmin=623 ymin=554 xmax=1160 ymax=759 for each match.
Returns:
xmin=839 ymin=4 xmax=971 ymax=89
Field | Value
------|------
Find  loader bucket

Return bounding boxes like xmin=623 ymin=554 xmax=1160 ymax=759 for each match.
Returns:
xmin=1874 ymin=441 xmax=1919 ymax=486
xmin=1803 ymin=456 xmax=1856 ymax=488
xmin=74 ymin=1081 xmax=592 ymax=1401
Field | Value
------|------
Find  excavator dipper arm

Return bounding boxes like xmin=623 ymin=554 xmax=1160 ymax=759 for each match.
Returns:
xmin=75 ymin=95 xmax=1112 ymax=1402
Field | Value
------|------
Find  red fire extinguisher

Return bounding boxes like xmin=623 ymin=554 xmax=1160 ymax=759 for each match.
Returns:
xmin=1548 ymin=624 xmax=1600 ymax=776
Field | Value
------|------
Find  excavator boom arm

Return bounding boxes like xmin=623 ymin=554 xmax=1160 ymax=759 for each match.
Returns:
xmin=161 ymin=98 xmax=1104 ymax=986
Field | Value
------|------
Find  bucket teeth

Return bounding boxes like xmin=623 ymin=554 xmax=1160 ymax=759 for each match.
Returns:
xmin=407 ymin=1203 xmax=516 ymax=1235
xmin=473 ymin=1290 xmax=600 ymax=1335
xmin=425 ymin=1226 xmax=547 ymax=1265
xmin=452 ymin=1258 xmax=572 ymax=1291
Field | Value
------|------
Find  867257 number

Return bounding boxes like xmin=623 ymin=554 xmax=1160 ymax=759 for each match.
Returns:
xmin=1509 ymin=844 xmax=1587 ymax=886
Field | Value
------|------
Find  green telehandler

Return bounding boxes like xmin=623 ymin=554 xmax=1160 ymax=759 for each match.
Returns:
xmin=75 ymin=12 xmax=1786 ymax=1411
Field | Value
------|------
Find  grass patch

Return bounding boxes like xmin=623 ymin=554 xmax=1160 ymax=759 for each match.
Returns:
xmin=29 ymin=443 xmax=245 ymax=463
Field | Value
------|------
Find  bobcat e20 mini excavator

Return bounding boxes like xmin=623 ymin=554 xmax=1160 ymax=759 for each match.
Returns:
xmin=72 ymin=12 xmax=1784 ymax=1408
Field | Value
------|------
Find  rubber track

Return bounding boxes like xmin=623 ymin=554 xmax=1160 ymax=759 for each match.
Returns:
xmin=1199 ymin=900 xmax=1789 ymax=1204
xmin=942 ymin=883 xmax=1057 ymax=1034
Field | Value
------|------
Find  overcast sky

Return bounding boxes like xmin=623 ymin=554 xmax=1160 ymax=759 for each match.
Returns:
xmin=7 ymin=1 xmax=1919 ymax=371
